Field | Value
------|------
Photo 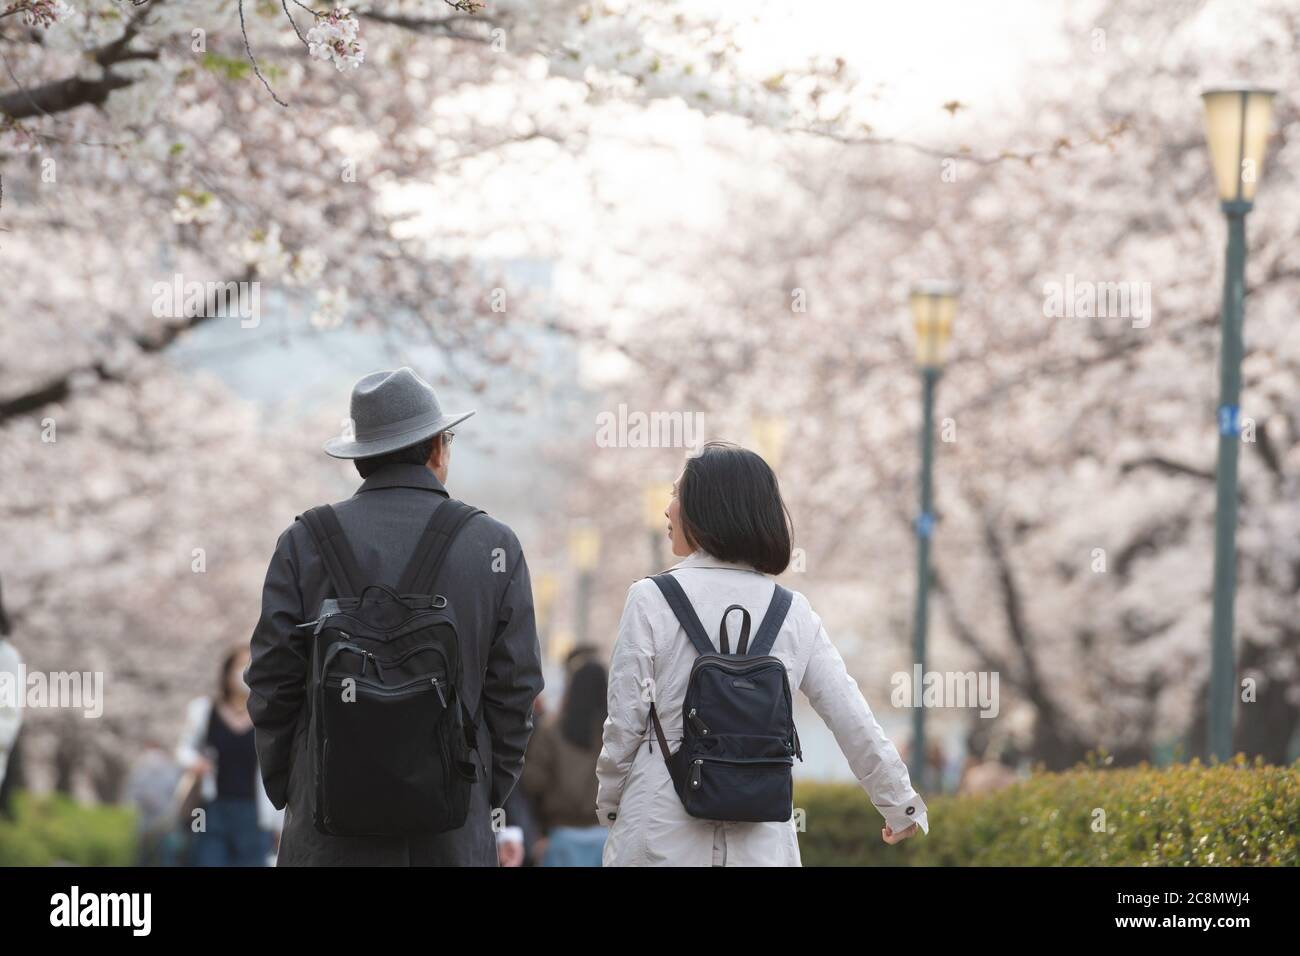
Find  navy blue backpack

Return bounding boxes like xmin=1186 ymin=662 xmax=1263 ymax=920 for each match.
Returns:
xmin=647 ymin=573 xmax=802 ymax=823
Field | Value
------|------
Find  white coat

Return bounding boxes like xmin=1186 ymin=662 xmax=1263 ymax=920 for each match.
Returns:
xmin=177 ymin=696 xmax=283 ymax=833
xmin=596 ymin=551 xmax=928 ymax=866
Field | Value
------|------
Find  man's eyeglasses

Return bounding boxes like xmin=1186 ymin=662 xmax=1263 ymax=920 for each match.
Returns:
xmin=442 ymin=430 xmax=456 ymax=445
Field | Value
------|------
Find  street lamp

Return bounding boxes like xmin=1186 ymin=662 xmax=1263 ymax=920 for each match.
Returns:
xmin=908 ymin=280 xmax=960 ymax=794
xmin=568 ymin=522 xmax=601 ymax=650
xmin=643 ymin=482 xmax=672 ymax=570
xmin=534 ymin=571 xmax=557 ymax=646
xmin=1200 ymin=85 xmax=1275 ymax=762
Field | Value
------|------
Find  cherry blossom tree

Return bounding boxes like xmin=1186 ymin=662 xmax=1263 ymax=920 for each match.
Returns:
xmin=9 ymin=0 xmax=1289 ymax=803
xmin=557 ymin=0 xmax=1300 ymax=769
xmin=0 ymin=0 xmax=890 ymax=797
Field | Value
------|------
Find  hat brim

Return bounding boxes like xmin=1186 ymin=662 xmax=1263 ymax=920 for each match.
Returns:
xmin=323 ymin=410 xmax=475 ymax=459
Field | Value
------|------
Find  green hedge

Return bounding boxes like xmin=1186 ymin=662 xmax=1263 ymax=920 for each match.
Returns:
xmin=5 ymin=757 xmax=1296 ymax=867
xmin=0 ymin=793 xmax=137 ymax=866
xmin=795 ymin=755 xmax=1300 ymax=866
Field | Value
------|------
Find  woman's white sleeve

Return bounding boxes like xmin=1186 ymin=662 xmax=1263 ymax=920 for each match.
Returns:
xmin=176 ymin=697 xmax=209 ymax=769
xmin=594 ymin=584 xmax=654 ymax=826
xmin=799 ymin=606 xmax=929 ymax=836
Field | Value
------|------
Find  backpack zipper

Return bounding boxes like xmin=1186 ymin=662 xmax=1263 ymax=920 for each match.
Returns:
xmin=323 ymin=639 xmax=451 ymax=683
xmin=314 ymin=607 xmax=450 ymax=636
xmin=324 ymin=672 xmax=447 ymax=698
xmin=688 ymin=708 xmax=710 ymax=736
xmin=430 ymin=676 xmax=448 ymax=709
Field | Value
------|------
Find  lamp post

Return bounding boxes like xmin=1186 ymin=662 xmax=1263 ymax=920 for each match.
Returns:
xmin=643 ymin=482 xmax=672 ymax=570
xmin=1200 ymin=86 xmax=1275 ymax=762
xmin=568 ymin=523 xmax=601 ymax=650
xmin=908 ymin=281 xmax=959 ymax=794
xmin=533 ymin=571 xmax=557 ymax=655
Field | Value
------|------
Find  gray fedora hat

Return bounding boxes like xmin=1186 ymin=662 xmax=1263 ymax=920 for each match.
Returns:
xmin=324 ymin=367 xmax=475 ymax=459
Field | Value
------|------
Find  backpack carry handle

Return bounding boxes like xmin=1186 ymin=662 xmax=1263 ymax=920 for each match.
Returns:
xmin=719 ymin=604 xmax=752 ymax=655
xmin=649 ymin=573 xmax=794 ymax=659
xmin=349 ymin=584 xmax=448 ymax=613
xmin=358 ymin=582 xmax=408 ymax=606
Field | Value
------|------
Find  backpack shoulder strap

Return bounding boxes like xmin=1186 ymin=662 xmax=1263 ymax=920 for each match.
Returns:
xmin=397 ymin=499 xmax=484 ymax=595
xmin=298 ymin=505 xmax=363 ymax=599
xmin=748 ymin=583 xmax=793 ymax=657
xmin=648 ymin=573 xmax=715 ymax=658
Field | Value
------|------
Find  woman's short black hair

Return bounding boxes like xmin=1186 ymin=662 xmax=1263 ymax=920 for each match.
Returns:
xmin=678 ymin=440 xmax=793 ymax=575
xmin=355 ymin=435 xmax=438 ymax=479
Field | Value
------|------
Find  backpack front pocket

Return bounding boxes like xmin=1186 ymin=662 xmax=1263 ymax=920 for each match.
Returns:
xmin=320 ymin=673 xmax=451 ymax=834
xmin=682 ymin=755 xmax=794 ymax=823
xmin=690 ymin=659 xmax=793 ymax=737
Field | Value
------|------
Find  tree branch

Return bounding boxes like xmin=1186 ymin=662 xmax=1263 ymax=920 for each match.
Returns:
xmin=0 ymin=0 xmax=159 ymax=120
xmin=358 ymin=9 xmax=497 ymax=42
xmin=929 ymin=564 xmax=1015 ymax=679
xmin=0 ymin=72 xmax=135 ymax=121
xmin=1120 ymin=455 xmax=1215 ymax=482
xmin=794 ymin=118 xmax=1131 ymax=167
xmin=978 ymin=511 xmax=1087 ymax=767
xmin=0 ymin=273 xmax=252 ymax=422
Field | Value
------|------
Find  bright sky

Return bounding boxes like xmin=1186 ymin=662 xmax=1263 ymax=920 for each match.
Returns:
xmin=384 ymin=0 xmax=1072 ymax=363
xmin=724 ymin=0 xmax=1068 ymax=138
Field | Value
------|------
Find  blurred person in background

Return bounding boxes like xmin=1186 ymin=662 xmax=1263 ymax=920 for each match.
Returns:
xmin=958 ymin=726 xmax=1020 ymax=796
xmin=565 ymin=644 xmax=601 ymax=676
xmin=958 ymin=752 xmax=1018 ymax=795
xmin=521 ymin=660 xmax=609 ymax=866
xmin=123 ymin=739 xmax=184 ymax=865
xmin=177 ymin=644 xmax=282 ymax=865
xmin=926 ymin=741 xmax=948 ymax=795
xmin=0 ymin=577 xmax=23 ymax=819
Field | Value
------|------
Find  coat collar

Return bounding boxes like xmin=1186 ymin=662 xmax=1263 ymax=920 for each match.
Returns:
xmin=353 ymin=462 xmax=450 ymax=498
xmin=668 ymin=550 xmax=763 ymax=575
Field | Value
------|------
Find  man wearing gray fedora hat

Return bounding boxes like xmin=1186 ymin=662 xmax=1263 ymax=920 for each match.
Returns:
xmin=246 ymin=367 xmax=544 ymax=866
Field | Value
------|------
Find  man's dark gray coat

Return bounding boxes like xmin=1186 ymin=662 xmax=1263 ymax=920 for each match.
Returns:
xmin=246 ymin=462 xmax=544 ymax=865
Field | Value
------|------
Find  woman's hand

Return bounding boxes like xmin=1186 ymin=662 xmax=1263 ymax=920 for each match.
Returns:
xmin=881 ymin=823 xmax=918 ymax=845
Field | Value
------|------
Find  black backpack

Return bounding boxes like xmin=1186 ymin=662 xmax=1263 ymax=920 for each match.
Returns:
xmin=296 ymin=500 xmax=484 ymax=837
xmin=646 ymin=573 xmax=802 ymax=823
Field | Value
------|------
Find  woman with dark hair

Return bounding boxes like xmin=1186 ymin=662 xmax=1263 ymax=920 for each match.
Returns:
xmin=176 ymin=644 xmax=281 ymax=865
xmin=519 ymin=659 xmax=610 ymax=866
xmin=597 ymin=441 xmax=928 ymax=866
